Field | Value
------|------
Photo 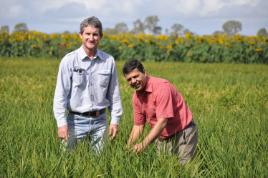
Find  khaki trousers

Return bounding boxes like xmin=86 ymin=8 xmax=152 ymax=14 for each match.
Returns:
xmin=156 ymin=121 xmax=198 ymax=165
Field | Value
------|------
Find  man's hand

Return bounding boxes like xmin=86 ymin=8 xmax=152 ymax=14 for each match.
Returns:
xmin=109 ymin=124 xmax=118 ymax=140
xmin=58 ymin=125 xmax=68 ymax=141
xmin=132 ymin=143 xmax=146 ymax=154
xmin=130 ymin=118 xmax=167 ymax=154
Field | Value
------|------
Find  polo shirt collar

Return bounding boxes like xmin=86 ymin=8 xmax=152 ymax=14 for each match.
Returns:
xmin=77 ymin=46 xmax=103 ymax=61
xmin=144 ymin=76 xmax=152 ymax=93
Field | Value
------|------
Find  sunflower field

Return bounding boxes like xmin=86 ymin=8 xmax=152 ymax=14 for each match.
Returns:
xmin=0 ymin=31 xmax=267 ymax=63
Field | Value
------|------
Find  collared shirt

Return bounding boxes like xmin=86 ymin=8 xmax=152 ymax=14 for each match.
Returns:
xmin=53 ymin=46 xmax=123 ymax=127
xmin=133 ymin=76 xmax=192 ymax=139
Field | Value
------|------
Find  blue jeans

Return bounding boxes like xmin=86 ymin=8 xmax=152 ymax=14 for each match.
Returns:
xmin=66 ymin=112 xmax=107 ymax=152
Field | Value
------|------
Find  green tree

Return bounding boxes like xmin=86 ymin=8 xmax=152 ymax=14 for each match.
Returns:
xmin=222 ymin=20 xmax=242 ymax=35
xmin=63 ymin=30 xmax=71 ymax=34
xmin=153 ymin=26 xmax=162 ymax=35
xmin=183 ymin=28 xmax=193 ymax=35
xmin=131 ymin=19 xmax=144 ymax=34
xmin=114 ymin=22 xmax=129 ymax=34
xmin=213 ymin=30 xmax=224 ymax=35
xmin=104 ymin=28 xmax=117 ymax=35
xmin=13 ymin=22 xmax=28 ymax=32
xmin=144 ymin=15 xmax=160 ymax=35
xmin=257 ymin=28 xmax=268 ymax=37
xmin=170 ymin=23 xmax=184 ymax=36
xmin=0 ymin=25 xmax=9 ymax=33
xmin=104 ymin=22 xmax=128 ymax=35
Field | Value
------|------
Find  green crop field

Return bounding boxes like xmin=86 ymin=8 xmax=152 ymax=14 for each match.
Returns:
xmin=0 ymin=58 xmax=267 ymax=177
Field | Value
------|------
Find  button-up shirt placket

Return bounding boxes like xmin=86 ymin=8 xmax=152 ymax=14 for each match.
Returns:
xmin=88 ymin=59 xmax=94 ymax=107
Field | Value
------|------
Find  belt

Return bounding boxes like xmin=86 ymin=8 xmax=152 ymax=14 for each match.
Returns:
xmin=158 ymin=121 xmax=195 ymax=141
xmin=69 ymin=108 xmax=106 ymax=117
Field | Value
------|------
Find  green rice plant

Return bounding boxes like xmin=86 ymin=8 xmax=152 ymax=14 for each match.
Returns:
xmin=0 ymin=58 xmax=267 ymax=177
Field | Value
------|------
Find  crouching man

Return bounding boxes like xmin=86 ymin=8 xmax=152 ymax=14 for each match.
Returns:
xmin=123 ymin=59 xmax=198 ymax=165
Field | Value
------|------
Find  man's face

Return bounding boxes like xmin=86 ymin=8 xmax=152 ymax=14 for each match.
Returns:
xmin=80 ymin=25 xmax=101 ymax=52
xmin=124 ymin=68 xmax=147 ymax=91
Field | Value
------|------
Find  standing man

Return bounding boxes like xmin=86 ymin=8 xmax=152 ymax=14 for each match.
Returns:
xmin=53 ymin=16 xmax=123 ymax=151
xmin=123 ymin=59 xmax=198 ymax=165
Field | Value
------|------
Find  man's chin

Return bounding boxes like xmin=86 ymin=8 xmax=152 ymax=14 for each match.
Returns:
xmin=86 ymin=44 xmax=96 ymax=49
xmin=134 ymin=86 xmax=144 ymax=91
xmin=131 ymin=86 xmax=139 ymax=90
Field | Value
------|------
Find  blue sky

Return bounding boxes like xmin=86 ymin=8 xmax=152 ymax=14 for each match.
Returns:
xmin=0 ymin=0 xmax=267 ymax=35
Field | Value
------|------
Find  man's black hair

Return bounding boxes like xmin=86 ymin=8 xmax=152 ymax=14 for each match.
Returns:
xmin=122 ymin=59 xmax=145 ymax=75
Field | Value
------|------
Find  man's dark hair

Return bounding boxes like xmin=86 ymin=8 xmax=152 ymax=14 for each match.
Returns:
xmin=80 ymin=16 xmax=103 ymax=37
xmin=122 ymin=59 xmax=145 ymax=75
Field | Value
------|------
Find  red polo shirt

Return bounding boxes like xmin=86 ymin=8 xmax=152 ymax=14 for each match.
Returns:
xmin=132 ymin=76 xmax=192 ymax=139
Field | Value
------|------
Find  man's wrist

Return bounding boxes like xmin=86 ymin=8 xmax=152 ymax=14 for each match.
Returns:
xmin=110 ymin=115 xmax=121 ymax=125
xmin=141 ymin=139 xmax=149 ymax=148
xmin=57 ymin=119 xmax=67 ymax=128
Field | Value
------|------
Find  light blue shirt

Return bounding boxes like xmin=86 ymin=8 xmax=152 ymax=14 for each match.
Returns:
xmin=53 ymin=46 xmax=123 ymax=127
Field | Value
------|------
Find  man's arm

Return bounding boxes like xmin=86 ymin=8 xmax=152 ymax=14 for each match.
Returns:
xmin=53 ymin=58 xmax=71 ymax=140
xmin=107 ymin=58 xmax=123 ymax=139
xmin=127 ymin=124 xmax=145 ymax=147
xmin=133 ymin=118 xmax=167 ymax=153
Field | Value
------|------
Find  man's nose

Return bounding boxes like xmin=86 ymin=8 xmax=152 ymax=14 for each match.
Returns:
xmin=131 ymin=78 xmax=136 ymax=84
xmin=89 ymin=34 xmax=94 ymax=40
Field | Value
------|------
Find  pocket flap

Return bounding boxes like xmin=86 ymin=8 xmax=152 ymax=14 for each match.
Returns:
xmin=98 ymin=70 xmax=110 ymax=75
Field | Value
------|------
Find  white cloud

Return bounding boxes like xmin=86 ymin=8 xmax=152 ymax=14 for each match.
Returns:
xmin=201 ymin=0 xmax=225 ymax=15
xmin=233 ymin=0 xmax=259 ymax=6
xmin=37 ymin=0 xmax=75 ymax=11
xmin=39 ymin=0 xmax=143 ymax=13
xmin=176 ymin=0 xmax=201 ymax=15
xmin=78 ymin=0 xmax=107 ymax=10
xmin=0 ymin=0 xmax=267 ymax=34
xmin=174 ymin=0 xmax=260 ymax=16
xmin=7 ymin=5 xmax=24 ymax=18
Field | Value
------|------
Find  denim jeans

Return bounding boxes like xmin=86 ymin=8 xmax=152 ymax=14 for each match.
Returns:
xmin=66 ymin=112 xmax=107 ymax=152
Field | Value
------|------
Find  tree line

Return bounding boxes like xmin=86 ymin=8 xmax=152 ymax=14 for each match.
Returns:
xmin=0 ymin=15 xmax=268 ymax=37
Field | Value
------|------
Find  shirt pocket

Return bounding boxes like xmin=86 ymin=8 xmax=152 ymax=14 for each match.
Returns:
xmin=72 ymin=71 xmax=87 ymax=87
xmin=97 ymin=70 xmax=111 ymax=88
